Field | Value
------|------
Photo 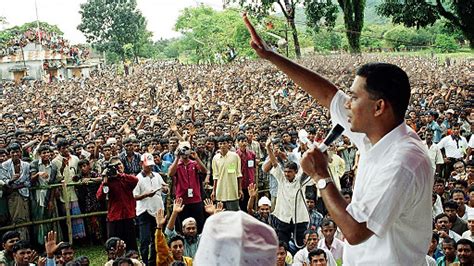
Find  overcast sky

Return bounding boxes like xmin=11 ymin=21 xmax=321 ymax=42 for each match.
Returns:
xmin=0 ymin=0 xmax=224 ymax=44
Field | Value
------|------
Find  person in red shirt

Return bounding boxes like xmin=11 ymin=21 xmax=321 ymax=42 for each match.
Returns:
xmin=168 ymin=146 xmax=208 ymax=232
xmin=97 ymin=156 xmax=138 ymax=251
xmin=236 ymin=135 xmax=256 ymax=212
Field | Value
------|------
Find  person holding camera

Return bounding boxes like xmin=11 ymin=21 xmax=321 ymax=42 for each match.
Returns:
xmin=133 ymin=153 xmax=169 ymax=266
xmin=96 ymin=156 xmax=139 ymax=252
xmin=168 ymin=145 xmax=207 ymax=232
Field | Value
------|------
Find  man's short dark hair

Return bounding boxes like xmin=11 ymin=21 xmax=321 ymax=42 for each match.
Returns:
xmin=308 ymin=248 xmax=327 ymax=261
xmin=321 ymin=218 xmax=337 ymax=229
xmin=443 ymin=237 xmax=456 ymax=247
xmin=0 ymin=148 xmax=7 ymax=155
xmin=284 ymin=161 xmax=298 ymax=172
xmin=435 ymin=213 xmax=448 ymax=222
xmin=2 ymin=231 xmax=20 ymax=244
xmin=56 ymin=139 xmax=70 ymax=149
xmin=278 ymin=241 xmax=288 ymax=251
xmin=455 ymin=179 xmax=468 ymax=189
xmin=303 ymin=229 xmax=318 ymax=237
xmin=236 ymin=134 xmax=248 ymax=142
xmin=168 ymin=234 xmax=185 ymax=247
xmin=451 ymin=189 xmax=466 ymax=198
xmin=434 ymin=178 xmax=445 ymax=185
xmin=7 ymin=142 xmax=21 ymax=152
xmin=12 ymin=240 xmax=31 ymax=253
xmin=56 ymin=242 xmax=73 ymax=255
xmin=444 ymin=200 xmax=458 ymax=210
xmin=456 ymin=238 xmax=474 ymax=250
xmin=356 ymin=63 xmax=410 ymax=122
xmin=37 ymin=145 xmax=52 ymax=154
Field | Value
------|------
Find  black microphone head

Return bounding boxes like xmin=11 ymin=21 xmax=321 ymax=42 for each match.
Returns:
xmin=323 ymin=124 xmax=344 ymax=147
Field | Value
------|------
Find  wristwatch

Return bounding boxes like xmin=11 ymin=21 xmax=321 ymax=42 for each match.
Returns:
xmin=316 ymin=177 xmax=334 ymax=190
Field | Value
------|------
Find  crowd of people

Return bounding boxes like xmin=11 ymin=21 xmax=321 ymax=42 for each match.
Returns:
xmin=0 ymin=52 xmax=472 ymax=265
xmin=0 ymin=27 xmax=90 ymax=64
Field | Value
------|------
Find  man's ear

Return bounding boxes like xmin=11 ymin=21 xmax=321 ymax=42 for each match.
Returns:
xmin=374 ymin=99 xmax=386 ymax=117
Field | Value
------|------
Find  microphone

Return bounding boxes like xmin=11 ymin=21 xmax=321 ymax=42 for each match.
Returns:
xmin=318 ymin=124 xmax=344 ymax=152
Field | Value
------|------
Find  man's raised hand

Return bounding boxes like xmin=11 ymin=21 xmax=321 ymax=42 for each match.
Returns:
xmin=243 ymin=12 xmax=273 ymax=59
xmin=173 ymin=197 xmax=185 ymax=213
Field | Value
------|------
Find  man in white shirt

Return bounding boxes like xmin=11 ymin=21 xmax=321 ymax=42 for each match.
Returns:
xmin=317 ymin=218 xmax=344 ymax=264
xmin=423 ymin=130 xmax=444 ymax=176
xmin=292 ymin=229 xmax=336 ymax=266
xmin=245 ymin=18 xmax=432 ymax=264
xmin=438 ymin=123 xmax=468 ymax=179
xmin=266 ymin=138 xmax=309 ymax=248
xmin=461 ymin=209 xmax=474 ymax=241
xmin=133 ymin=153 xmax=168 ymax=266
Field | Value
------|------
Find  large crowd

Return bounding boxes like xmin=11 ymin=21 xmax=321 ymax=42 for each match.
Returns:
xmin=0 ymin=53 xmax=473 ymax=266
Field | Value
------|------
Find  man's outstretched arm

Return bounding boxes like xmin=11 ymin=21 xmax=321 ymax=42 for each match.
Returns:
xmin=243 ymin=13 xmax=338 ymax=108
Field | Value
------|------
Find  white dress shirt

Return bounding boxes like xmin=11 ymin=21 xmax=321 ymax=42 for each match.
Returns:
xmin=423 ymin=141 xmax=444 ymax=173
xmin=330 ymin=90 xmax=433 ymax=265
xmin=270 ymin=165 xmax=309 ymax=224
xmin=292 ymin=246 xmax=336 ymax=266
xmin=317 ymin=237 xmax=344 ymax=263
xmin=133 ymin=171 xmax=166 ymax=217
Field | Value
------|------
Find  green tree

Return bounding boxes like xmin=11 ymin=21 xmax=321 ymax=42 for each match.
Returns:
xmin=434 ymin=34 xmax=459 ymax=52
xmin=377 ymin=0 xmax=473 ymax=48
xmin=77 ymin=0 xmax=152 ymax=61
xmin=227 ymin=0 xmax=305 ymax=58
xmin=174 ymin=6 xmax=254 ymax=63
xmin=0 ymin=21 xmax=63 ymax=48
xmin=337 ymin=0 xmax=366 ymax=53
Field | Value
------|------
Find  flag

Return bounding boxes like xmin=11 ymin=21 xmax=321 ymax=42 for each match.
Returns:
xmin=177 ymin=78 xmax=183 ymax=93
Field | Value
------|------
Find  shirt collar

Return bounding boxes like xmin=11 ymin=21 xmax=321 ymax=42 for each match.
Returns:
xmin=366 ymin=122 xmax=412 ymax=158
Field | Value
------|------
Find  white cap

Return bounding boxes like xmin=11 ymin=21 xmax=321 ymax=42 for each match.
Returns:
xmin=182 ymin=217 xmax=196 ymax=227
xmin=194 ymin=211 xmax=278 ymax=266
xmin=258 ymin=196 xmax=271 ymax=207
xmin=140 ymin=153 xmax=155 ymax=166
xmin=445 ymin=109 xmax=455 ymax=114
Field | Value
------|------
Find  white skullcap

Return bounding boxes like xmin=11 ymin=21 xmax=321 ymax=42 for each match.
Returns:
xmin=182 ymin=217 xmax=196 ymax=227
xmin=194 ymin=211 xmax=278 ymax=266
xmin=258 ymin=196 xmax=272 ymax=207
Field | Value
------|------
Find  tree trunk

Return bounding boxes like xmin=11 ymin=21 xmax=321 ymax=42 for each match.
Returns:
xmin=288 ymin=18 xmax=301 ymax=58
xmin=346 ymin=30 xmax=361 ymax=53
xmin=339 ymin=0 xmax=365 ymax=53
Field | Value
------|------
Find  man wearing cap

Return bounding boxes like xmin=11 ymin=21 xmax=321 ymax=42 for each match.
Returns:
xmin=164 ymin=198 xmax=201 ymax=258
xmin=133 ymin=153 xmax=168 ymax=266
xmin=442 ymin=109 xmax=456 ymax=132
xmin=462 ymin=209 xmax=474 ymax=241
xmin=438 ymin=123 xmax=468 ymax=179
xmin=168 ymin=145 xmax=207 ymax=232
xmin=247 ymin=183 xmax=274 ymax=226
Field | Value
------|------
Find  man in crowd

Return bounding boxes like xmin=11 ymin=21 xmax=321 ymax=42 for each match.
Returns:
xmin=444 ymin=200 xmax=468 ymax=236
xmin=292 ymin=229 xmax=335 ymax=266
xmin=247 ymin=183 xmax=274 ymax=225
xmin=168 ymin=145 xmax=207 ymax=232
xmin=0 ymin=231 xmax=20 ymax=265
xmin=436 ymin=237 xmax=459 ymax=265
xmin=97 ymin=156 xmax=138 ymax=251
xmin=423 ymin=130 xmax=444 ymax=177
xmin=133 ymin=153 xmax=168 ymax=266
xmin=456 ymin=238 xmax=474 ymax=266
xmin=211 ymin=135 xmax=242 ymax=211
xmin=235 ymin=134 xmax=256 ymax=211
xmin=438 ymin=123 xmax=468 ymax=179
xmin=317 ymin=218 xmax=344 ymax=264
xmin=1 ymin=143 xmax=31 ymax=240
xmin=119 ymin=138 xmax=141 ymax=175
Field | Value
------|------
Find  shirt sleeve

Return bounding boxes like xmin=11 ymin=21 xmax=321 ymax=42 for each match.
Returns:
xmin=155 ymin=229 xmax=173 ymax=266
xmin=236 ymin=154 xmax=242 ymax=178
xmin=269 ymin=165 xmax=285 ymax=183
xmin=329 ymin=90 xmax=366 ymax=150
xmin=133 ymin=178 xmax=141 ymax=197
xmin=212 ymin=156 xmax=219 ymax=180
xmin=346 ymin=165 xmax=416 ymax=237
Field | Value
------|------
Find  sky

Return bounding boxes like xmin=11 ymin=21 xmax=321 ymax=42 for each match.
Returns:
xmin=0 ymin=0 xmax=224 ymax=44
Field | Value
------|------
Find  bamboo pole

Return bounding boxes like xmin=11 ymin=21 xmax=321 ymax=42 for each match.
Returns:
xmin=62 ymin=181 xmax=73 ymax=245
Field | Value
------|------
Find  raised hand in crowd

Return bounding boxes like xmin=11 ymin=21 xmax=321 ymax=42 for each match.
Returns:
xmin=156 ymin=208 xmax=167 ymax=229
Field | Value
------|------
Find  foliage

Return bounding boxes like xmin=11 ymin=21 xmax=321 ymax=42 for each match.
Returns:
xmin=227 ymin=0 xmax=304 ymax=58
xmin=312 ymin=29 xmax=343 ymax=51
xmin=0 ymin=21 xmax=64 ymax=48
xmin=78 ymin=0 xmax=152 ymax=60
xmin=377 ymin=0 xmax=474 ymax=48
xmin=174 ymin=6 xmax=255 ymax=63
xmin=305 ymin=0 xmax=339 ymax=33
xmin=337 ymin=0 xmax=367 ymax=53
xmin=434 ymin=34 xmax=460 ymax=53
xmin=383 ymin=25 xmax=433 ymax=50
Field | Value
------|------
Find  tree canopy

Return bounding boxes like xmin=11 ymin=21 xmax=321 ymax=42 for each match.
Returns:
xmin=77 ymin=0 xmax=152 ymax=60
xmin=377 ymin=0 xmax=473 ymax=48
